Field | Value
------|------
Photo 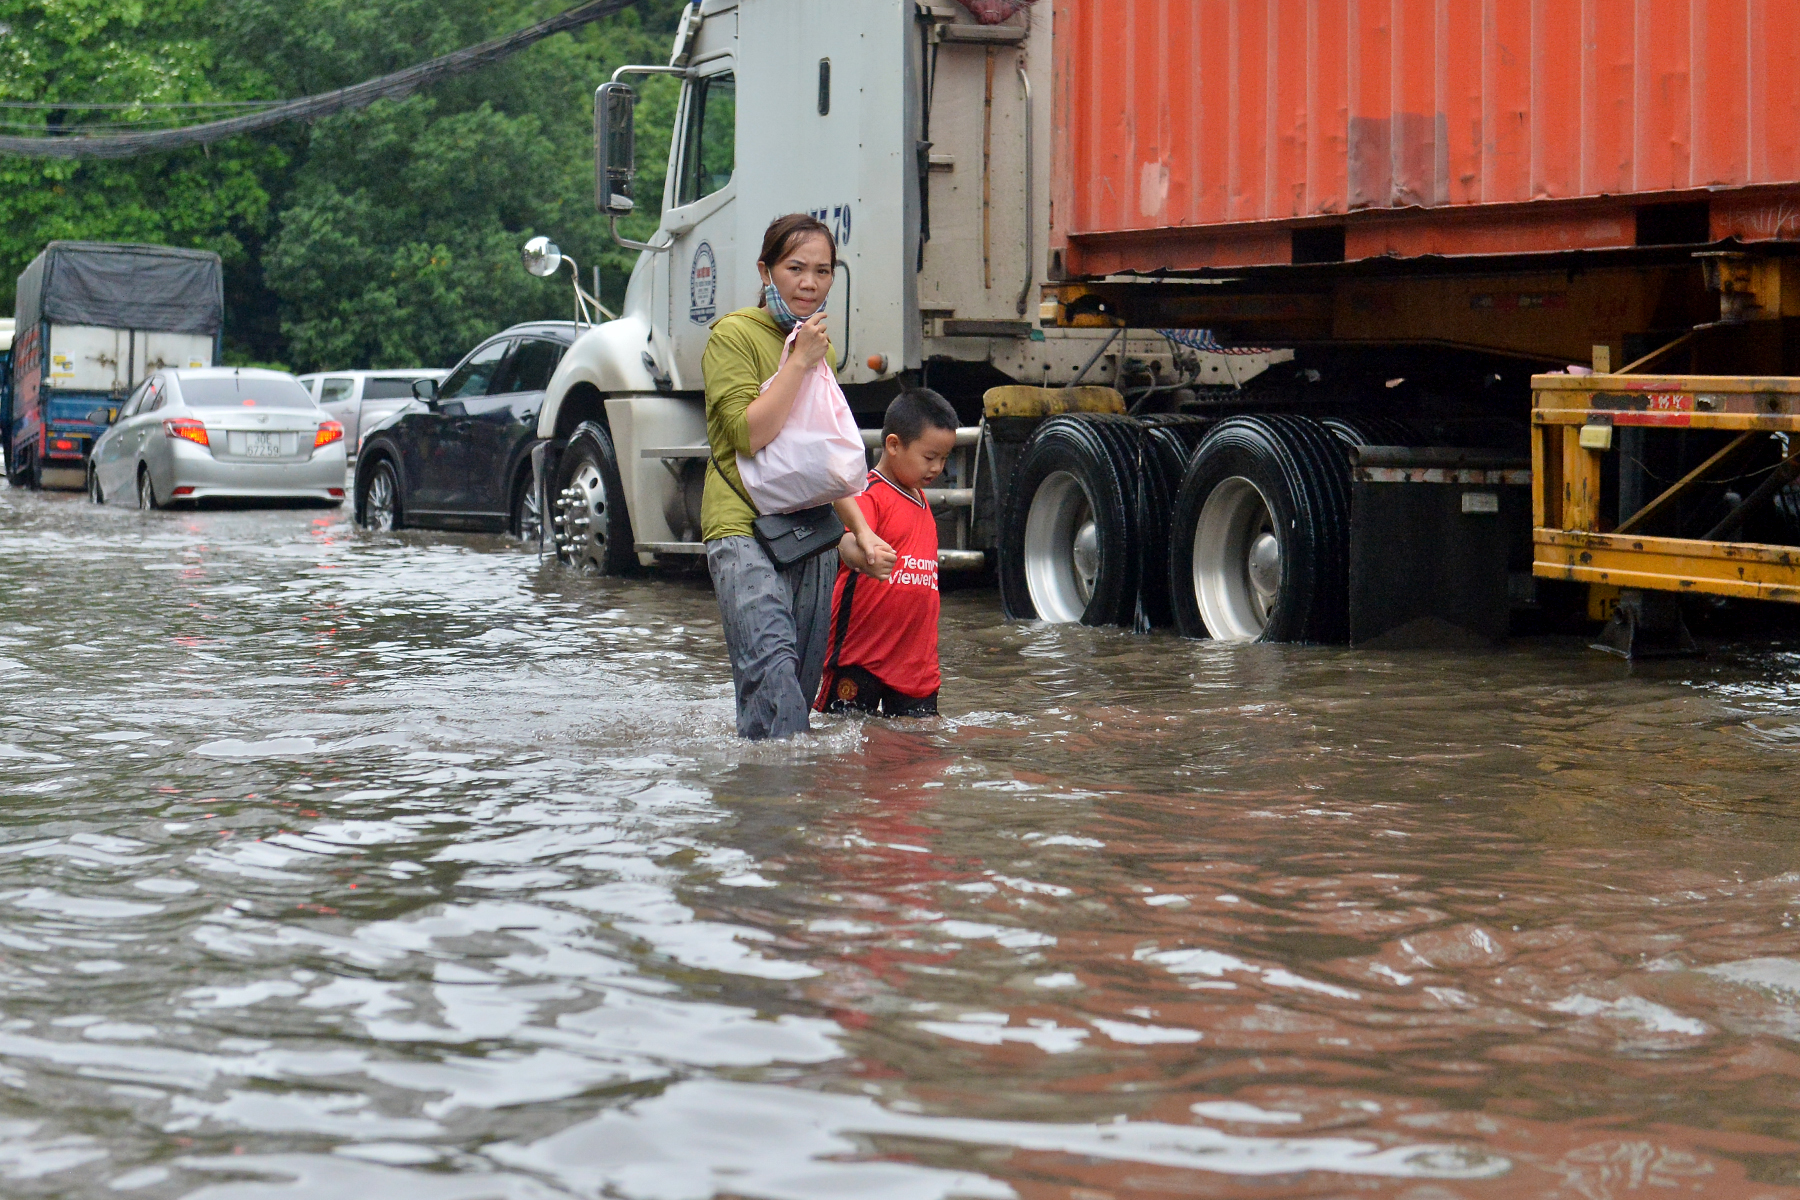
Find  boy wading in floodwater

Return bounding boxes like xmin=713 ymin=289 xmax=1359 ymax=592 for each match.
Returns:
xmin=816 ymin=389 xmax=960 ymax=718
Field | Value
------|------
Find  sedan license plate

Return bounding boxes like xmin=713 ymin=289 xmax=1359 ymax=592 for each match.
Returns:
xmin=243 ymin=432 xmax=282 ymax=457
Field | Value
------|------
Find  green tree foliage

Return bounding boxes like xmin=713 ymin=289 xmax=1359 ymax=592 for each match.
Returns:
xmin=0 ymin=0 xmax=279 ymax=323
xmin=0 ymin=0 xmax=683 ymax=370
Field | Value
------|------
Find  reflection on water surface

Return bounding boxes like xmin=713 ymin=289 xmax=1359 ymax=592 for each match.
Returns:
xmin=3 ymin=485 xmax=1800 ymax=1198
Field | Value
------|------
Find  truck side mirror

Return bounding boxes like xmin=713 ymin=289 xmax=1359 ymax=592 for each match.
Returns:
xmin=595 ymin=82 xmax=638 ymax=216
xmin=412 ymin=377 xmax=439 ymax=405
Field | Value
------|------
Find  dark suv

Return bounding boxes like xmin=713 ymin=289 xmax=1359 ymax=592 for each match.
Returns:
xmin=352 ymin=322 xmax=575 ymax=537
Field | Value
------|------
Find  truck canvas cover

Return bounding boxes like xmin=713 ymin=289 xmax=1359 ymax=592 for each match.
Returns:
xmin=14 ymin=242 xmax=223 ymax=335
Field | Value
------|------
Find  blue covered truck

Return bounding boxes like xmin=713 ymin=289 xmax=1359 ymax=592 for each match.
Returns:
xmin=5 ymin=243 xmax=223 ymax=490
xmin=0 ymin=320 xmax=12 ymax=455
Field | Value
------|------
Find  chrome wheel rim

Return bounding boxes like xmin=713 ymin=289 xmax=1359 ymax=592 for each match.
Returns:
xmin=1022 ymin=469 xmax=1099 ymax=622
xmin=516 ymin=479 xmax=542 ymax=543
xmin=1192 ymin=476 xmax=1280 ymax=640
xmin=364 ymin=466 xmax=397 ymax=530
xmin=553 ymin=458 xmax=609 ymax=570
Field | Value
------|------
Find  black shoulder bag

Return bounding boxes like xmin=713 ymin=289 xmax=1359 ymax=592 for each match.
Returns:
xmin=709 ymin=453 xmax=846 ymax=568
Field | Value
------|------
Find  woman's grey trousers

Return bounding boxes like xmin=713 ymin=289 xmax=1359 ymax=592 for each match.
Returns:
xmin=706 ymin=536 xmax=837 ymax=740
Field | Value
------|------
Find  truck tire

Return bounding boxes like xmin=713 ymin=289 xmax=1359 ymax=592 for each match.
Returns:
xmin=1136 ymin=415 xmax=1213 ymax=628
xmin=999 ymin=414 xmax=1141 ymax=625
xmin=1168 ymin=414 xmax=1350 ymax=643
xmin=356 ymin=457 xmax=402 ymax=531
xmin=552 ymin=421 xmax=634 ymax=575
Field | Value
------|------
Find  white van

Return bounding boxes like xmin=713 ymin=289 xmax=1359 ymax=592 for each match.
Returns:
xmin=297 ymin=369 xmax=448 ymax=461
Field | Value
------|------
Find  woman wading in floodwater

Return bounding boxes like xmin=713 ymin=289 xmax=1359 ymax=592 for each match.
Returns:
xmin=703 ymin=215 xmax=896 ymax=740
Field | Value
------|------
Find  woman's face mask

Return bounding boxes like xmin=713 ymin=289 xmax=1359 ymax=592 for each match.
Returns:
xmin=763 ymin=284 xmax=824 ymax=332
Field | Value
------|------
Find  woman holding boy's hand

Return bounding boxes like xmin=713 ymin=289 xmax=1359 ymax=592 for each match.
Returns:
xmin=700 ymin=214 xmax=895 ymax=740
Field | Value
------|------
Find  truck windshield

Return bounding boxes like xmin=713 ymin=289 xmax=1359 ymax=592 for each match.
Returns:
xmin=180 ymin=377 xmax=318 ymax=409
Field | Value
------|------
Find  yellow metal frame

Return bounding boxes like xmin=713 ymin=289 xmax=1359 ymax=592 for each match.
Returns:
xmin=1532 ymin=373 xmax=1800 ymax=602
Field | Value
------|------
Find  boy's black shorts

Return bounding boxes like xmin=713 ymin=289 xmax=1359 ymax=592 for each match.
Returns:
xmin=820 ymin=665 xmax=939 ymax=717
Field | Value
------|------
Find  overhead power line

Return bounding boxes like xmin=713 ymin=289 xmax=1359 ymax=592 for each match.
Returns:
xmin=0 ymin=99 xmax=283 ymax=110
xmin=0 ymin=0 xmax=639 ymax=160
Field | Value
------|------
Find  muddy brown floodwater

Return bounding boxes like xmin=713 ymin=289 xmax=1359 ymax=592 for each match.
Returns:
xmin=3 ymin=485 xmax=1800 ymax=1199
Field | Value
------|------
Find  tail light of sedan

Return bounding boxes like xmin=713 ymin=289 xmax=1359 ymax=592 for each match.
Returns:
xmin=163 ymin=418 xmax=209 ymax=447
xmin=315 ymin=420 xmax=345 ymax=448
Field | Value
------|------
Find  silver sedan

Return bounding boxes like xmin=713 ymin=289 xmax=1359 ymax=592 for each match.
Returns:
xmin=87 ymin=368 xmax=348 ymax=508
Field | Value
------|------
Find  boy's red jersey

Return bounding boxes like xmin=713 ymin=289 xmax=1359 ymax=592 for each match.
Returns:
xmin=818 ymin=469 xmax=941 ymax=702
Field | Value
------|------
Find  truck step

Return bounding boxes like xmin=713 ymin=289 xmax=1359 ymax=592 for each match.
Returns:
xmin=940 ymin=549 xmax=986 ymax=571
xmin=635 ymin=541 xmax=985 ymax=571
xmin=861 ymin=427 xmax=982 ymax=449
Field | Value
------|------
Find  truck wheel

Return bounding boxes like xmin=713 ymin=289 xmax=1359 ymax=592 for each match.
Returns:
xmin=1136 ymin=415 xmax=1213 ymax=628
xmin=357 ymin=457 xmax=402 ymax=531
xmin=552 ymin=422 xmax=634 ymax=575
xmin=999 ymin=415 xmax=1140 ymax=625
xmin=1168 ymin=414 xmax=1350 ymax=643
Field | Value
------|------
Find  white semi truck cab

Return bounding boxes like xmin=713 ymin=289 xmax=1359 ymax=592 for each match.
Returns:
xmin=525 ymin=0 xmax=1279 ymax=578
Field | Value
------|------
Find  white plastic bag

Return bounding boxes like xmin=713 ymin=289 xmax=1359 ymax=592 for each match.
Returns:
xmin=736 ymin=327 xmax=867 ymax=514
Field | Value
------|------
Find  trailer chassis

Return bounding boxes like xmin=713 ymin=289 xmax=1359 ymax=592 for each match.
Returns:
xmin=1533 ymin=372 xmax=1800 ymax=652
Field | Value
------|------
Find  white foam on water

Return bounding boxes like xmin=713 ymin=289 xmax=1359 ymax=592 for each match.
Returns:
xmin=5 ymin=889 xmax=162 ymax=920
xmin=1092 ymin=1018 xmax=1202 ymax=1044
xmin=932 ymin=920 xmax=1057 ymax=949
xmin=166 ymin=1090 xmax=443 ymax=1140
xmin=489 ymin=1079 xmax=1512 ymax=1199
xmin=1192 ymin=1100 xmax=1304 ymax=1124
xmin=917 ymin=1018 xmax=1090 ymax=1053
xmin=192 ymin=736 xmax=320 ymax=759
xmin=179 ymin=1153 xmax=558 ymax=1199
xmin=1701 ymin=957 xmax=1800 ymax=998
xmin=0 ymin=1119 xmax=107 ymax=1182
xmin=1550 ymin=994 xmax=1711 ymax=1036
xmin=1137 ymin=946 xmax=1362 ymax=1000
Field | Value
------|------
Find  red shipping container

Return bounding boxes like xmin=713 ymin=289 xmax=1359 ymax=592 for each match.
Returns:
xmin=1051 ymin=0 xmax=1800 ymax=276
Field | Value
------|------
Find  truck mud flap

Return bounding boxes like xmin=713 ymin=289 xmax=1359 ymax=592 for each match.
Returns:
xmin=1347 ymin=446 xmax=1531 ymax=646
xmin=531 ymin=440 xmax=560 ymax=558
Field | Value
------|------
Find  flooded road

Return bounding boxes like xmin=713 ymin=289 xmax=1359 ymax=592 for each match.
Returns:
xmin=4 ymin=483 xmax=1800 ymax=1199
